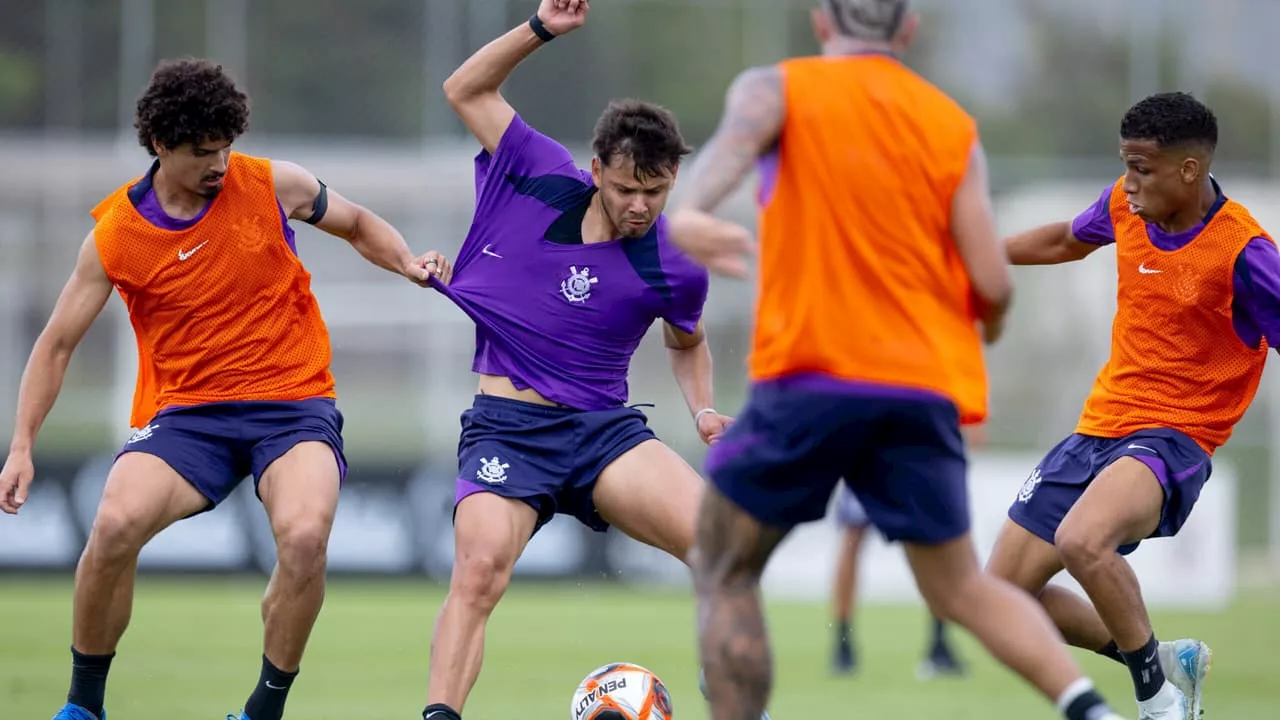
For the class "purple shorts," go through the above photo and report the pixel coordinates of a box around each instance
[118,398,346,512]
[453,395,656,533]
[1008,428,1211,555]
[706,374,970,544]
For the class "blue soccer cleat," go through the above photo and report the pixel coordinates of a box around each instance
[52,703,104,720]
[1159,639,1211,720]
[225,712,249,720]
[698,667,772,720]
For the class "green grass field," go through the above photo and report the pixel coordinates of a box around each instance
[2,577,1276,719]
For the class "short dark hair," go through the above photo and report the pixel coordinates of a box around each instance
[823,0,909,41]
[135,58,250,156]
[592,99,693,180]
[1120,92,1218,152]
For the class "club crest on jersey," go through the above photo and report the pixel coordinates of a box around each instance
[476,456,510,484]
[560,265,599,304]
[1017,467,1042,503]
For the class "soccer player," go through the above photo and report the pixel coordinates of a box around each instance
[415,3,746,720]
[0,58,436,720]
[665,2,1129,719]
[986,91,1275,720]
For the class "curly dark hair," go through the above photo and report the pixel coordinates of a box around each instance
[135,58,250,156]
[592,99,693,180]
[1120,92,1217,152]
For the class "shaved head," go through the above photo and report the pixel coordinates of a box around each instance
[822,0,909,40]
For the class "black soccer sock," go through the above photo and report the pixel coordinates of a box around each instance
[243,654,299,720]
[1119,634,1165,701]
[836,619,851,646]
[1095,639,1126,664]
[1057,678,1114,720]
[67,646,115,719]
[928,615,948,653]
[424,702,462,720]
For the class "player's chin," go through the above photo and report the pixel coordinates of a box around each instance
[621,221,653,238]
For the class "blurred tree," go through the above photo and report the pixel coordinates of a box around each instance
[0,49,41,128]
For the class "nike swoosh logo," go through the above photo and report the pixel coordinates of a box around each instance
[265,681,287,690]
[1138,263,1161,274]
[1127,444,1156,453]
[481,244,503,259]
[1144,648,1158,663]
[178,241,209,261]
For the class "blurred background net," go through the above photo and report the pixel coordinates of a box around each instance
[2,0,1280,581]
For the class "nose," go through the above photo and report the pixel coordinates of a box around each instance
[1121,172,1139,195]
[212,150,230,174]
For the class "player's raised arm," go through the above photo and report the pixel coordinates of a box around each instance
[949,141,1013,343]
[1,231,114,513]
[442,0,589,154]
[271,159,437,286]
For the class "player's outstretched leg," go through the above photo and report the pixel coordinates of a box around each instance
[232,441,341,720]
[422,492,539,720]
[991,518,1209,719]
[906,532,1129,720]
[830,523,866,675]
[591,439,773,720]
[1055,458,1198,720]
[688,487,789,720]
[54,452,210,720]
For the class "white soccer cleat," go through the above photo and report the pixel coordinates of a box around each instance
[1137,682,1189,720]
[1158,639,1211,719]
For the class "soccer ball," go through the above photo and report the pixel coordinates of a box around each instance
[570,662,674,720]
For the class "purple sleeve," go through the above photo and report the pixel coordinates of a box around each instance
[1233,237,1280,347]
[1069,185,1118,247]
[473,113,577,208]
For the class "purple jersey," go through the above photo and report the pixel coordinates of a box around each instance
[431,114,710,411]
[1071,178,1280,348]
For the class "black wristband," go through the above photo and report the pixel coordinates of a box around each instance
[529,13,556,42]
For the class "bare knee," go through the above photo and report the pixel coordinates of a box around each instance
[450,548,516,615]
[85,505,150,565]
[274,514,332,576]
[905,535,987,623]
[1054,523,1112,575]
[919,570,984,623]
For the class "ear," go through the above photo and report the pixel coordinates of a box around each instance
[591,156,602,187]
[1180,156,1201,185]
[893,12,921,53]
[810,7,834,45]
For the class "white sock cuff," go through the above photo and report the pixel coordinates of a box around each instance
[1055,677,1095,713]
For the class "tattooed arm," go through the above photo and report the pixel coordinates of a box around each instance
[667,66,785,277]
[677,65,785,214]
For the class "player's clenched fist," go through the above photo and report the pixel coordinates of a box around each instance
[0,451,35,514]
[537,0,589,37]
